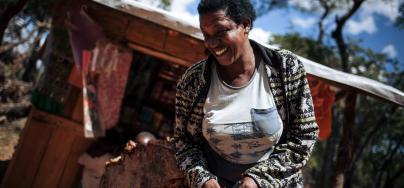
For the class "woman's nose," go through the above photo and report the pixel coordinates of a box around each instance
[205,37,219,49]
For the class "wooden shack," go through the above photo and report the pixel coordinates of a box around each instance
[1,0,403,187]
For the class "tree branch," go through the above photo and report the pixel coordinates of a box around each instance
[382,165,404,188]
[374,135,404,188]
[0,0,30,44]
[331,0,366,72]
[0,20,50,54]
[0,27,37,54]
[350,106,397,168]
[380,136,403,172]
[332,2,365,185]
[317,0,331,43]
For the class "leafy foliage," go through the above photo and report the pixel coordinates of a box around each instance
[250,0,288,16]
[273,33,340,69]
[159,0,172,10]
[273,26,404,188]
[0,0,51,82]
[396,2,404,29]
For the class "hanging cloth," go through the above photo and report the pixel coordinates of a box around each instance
[82,40,132,138]
[308,75,336,140]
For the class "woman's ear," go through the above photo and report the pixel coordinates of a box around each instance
[242,19,252,34]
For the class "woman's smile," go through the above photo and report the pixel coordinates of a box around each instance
[214,47,228,56]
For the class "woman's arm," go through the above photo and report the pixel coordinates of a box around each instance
[174,75,217,188]
[242,55,319,187]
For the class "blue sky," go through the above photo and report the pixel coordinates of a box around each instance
[154,0,404,69]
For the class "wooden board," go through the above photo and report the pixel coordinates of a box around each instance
[71,91,84,123]
[85,1,208,67]
[63,86,82,119]
[30,107,84,135]
[164,30,206,62]
[0,114,53,188]
[125,18,167,52]
[32,127,76,188]
[86,3,130,39]
[58,137,92,188]
[0,108,93,188]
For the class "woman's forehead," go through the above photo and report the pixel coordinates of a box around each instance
[199,10,234,29]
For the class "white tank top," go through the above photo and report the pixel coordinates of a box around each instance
[202,60,283,164]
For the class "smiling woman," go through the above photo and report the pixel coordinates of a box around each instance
[173,0,319,188]
[200,9,255,87]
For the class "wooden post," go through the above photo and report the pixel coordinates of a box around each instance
[333,92,357,188]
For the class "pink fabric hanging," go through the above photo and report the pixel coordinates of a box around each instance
[67,7,132,137]
[82,40,132,137]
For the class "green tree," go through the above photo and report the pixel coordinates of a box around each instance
[273,31,404,188]
[259,1,404,187]
[396,2,404,29]
[0,0,51,82]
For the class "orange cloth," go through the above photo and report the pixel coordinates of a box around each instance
[68,65,83,88]
[307,75,336,140]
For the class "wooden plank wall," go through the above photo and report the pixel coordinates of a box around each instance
[85,1,207,67]
[0,107,92,188]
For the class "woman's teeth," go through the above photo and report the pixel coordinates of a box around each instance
[215,48,227,56]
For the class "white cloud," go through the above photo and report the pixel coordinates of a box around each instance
[249,27,273,44]
[344,0,400,35]
[133,0,199,27]
[289,0,400,22]
[290,17,317,29]
[133,0,161,7]
[361,0,400,22]
[347,16,377,35]
[290,0,401,36]
[289,0,321,12]
[169,0,199,26]
[382,44,397,58]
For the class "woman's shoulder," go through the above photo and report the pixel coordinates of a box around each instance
[275,48,297,59]
[271,48,304,75]
[177,59,207,88]
[253,40,302,73]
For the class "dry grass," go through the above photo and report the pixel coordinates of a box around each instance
[0,118,26,160]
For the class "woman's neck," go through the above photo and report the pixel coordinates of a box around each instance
[217,44,257,87]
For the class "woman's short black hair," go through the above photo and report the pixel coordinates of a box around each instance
[198,0,257,29]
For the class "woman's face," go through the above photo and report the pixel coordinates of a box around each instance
[199,10,250,66]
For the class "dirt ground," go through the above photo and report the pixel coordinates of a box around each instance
[0,78,31,161]
[0,118,26,182]
[0,118,26,161]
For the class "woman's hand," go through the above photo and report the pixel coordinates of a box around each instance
[202,179,221,188]
[237,176,258,188]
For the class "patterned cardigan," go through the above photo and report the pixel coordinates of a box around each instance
[174,40,318,188]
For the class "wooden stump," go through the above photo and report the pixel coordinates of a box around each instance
[101,140,187,188]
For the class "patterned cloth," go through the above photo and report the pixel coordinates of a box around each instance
[174,40,318,188]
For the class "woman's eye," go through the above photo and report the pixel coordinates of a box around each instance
[217,29,229,36]
[202,29,229,40]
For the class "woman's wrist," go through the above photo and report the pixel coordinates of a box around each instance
[238,176,259,188]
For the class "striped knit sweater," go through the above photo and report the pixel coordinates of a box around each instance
[174,40,319,188]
